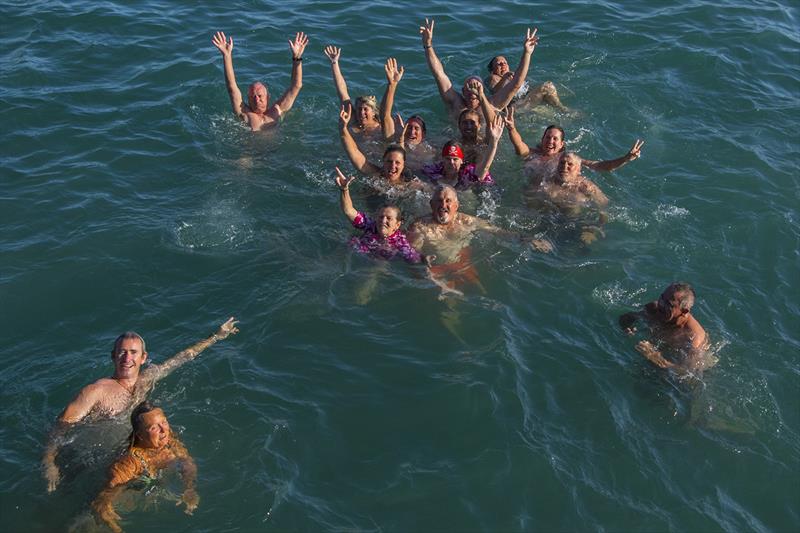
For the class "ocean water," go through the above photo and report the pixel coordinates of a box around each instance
[1,0,798,531]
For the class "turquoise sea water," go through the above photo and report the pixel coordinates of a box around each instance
[1,0,799,531]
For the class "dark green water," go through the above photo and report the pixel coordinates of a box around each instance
[1,1,798,531]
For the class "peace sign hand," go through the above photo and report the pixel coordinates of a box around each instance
[523,27,539,54]
[627,139,645,161]
[419,18,435,48]
[335,166,356,191]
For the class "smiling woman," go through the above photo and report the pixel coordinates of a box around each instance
[91,402,198,533]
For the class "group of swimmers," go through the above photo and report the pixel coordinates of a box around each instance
[41,20,712,531]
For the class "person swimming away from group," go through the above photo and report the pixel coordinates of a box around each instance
[619,282,714,375]
[419,18,540,124]
[485,54,567,111]
[504,107,644,183]
[91,402,197,533]
[339,104,425,193]
[211,31,308,132]
[323,45,383,140]
[379,57,436,170]
[43,318,239,493]
[421,114,505,191]
[527,152,609,245]
[334,167,428,265]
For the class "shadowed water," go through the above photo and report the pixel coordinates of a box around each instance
[1,0,798,531]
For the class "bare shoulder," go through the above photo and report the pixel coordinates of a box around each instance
[687,315,708,347]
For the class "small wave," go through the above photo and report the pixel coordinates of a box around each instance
[592,281,648,308]
[608,206,648,231]
[173,198,255,251]
[654,203,690,222]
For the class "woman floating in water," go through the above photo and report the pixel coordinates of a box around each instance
[339,104,424,192]
[485,54,567,112]
[334,167,425,264]
[92,402,197,533]
[323,45,383,141]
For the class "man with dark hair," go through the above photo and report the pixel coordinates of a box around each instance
[619,283,709,372]
[43,318,239,492]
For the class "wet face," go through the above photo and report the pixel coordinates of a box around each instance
[136,409,171,449]
[558,155,581,183]
[357,103,374,125]
[443,155,463,178]
[405,121,424,144]
[112,338,147,380]
[657,290,689,323]
[541,128,565,156]
[492,56,509,76]
[375,207,402,238]
[248,83,269,113]
[430,188,459,225]
[382,151,405,182]
[459,113,480,142]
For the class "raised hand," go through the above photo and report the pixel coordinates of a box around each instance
[523,27,539,54]
[419,18,435,48]
[465,79,484,98]
[335,167,356,190]
[289,31,309,60]
[384,57,405,84]
[503,106,516,130]
[324,45,341,64]
[215,317,239,340]
[212,31,234,57]
[488,113,505,141]
[339,103,352,127]
[626,139,645,161]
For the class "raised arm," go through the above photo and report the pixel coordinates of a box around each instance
[381,58,404,140]
[272,32,308,115]
[468,79,497,133]
[474,115,504,180]
[212,31,246,119]
[491,27,539,110]
[153,318,239,380]
[335,167,358,223]
[324,45,351,105]
[503,106,531,157]
[339,104,381,175]
[582,139,644,172]
[419,18,461,113]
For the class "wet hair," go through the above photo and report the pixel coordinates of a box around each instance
[538,125,566,152]
[377,204,403,221]
[248,82,268,108]
[487,57,499,72]
[112,331,146,356]
[355,95,379,119]
[406,115,427,137]
[383,144,407,161]
[666,282,696,311]
[128,401,159,447]
[433,183,457,198]
[458,108,482,125]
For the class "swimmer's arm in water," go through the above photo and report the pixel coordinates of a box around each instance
[503,107,531,157]
[270,32,308,118]
[174,440,200,515]
[491,27,538,110]
[339,105,381,175]
[581,139,644,173]
[635,340,675,369]
[334,167,358,223]
[619,310,644,335]
[323,45,351,106]
[212,31,247,120]
[153,318,239,380]
[474,114,505,181]
[419,18,460,113]
[381,58,404,141]
[92,455,143,533]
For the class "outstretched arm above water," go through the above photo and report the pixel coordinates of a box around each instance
[419,18,461,115]
[212,31,247,120]
[323,45,351,106]
[582,139,644,172]
[339,104,381,175]
[381,57,404,141]
[272,32,308,117]
[335,167,359,223]
[153,317,239,380]
[503,106,532,158]
[491,27,539,110]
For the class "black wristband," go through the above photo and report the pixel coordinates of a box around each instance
[293,57,302,62]
[423,45,431,49]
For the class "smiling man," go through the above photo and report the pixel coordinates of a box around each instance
[42,318,239,492]
[619,283,711,373]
